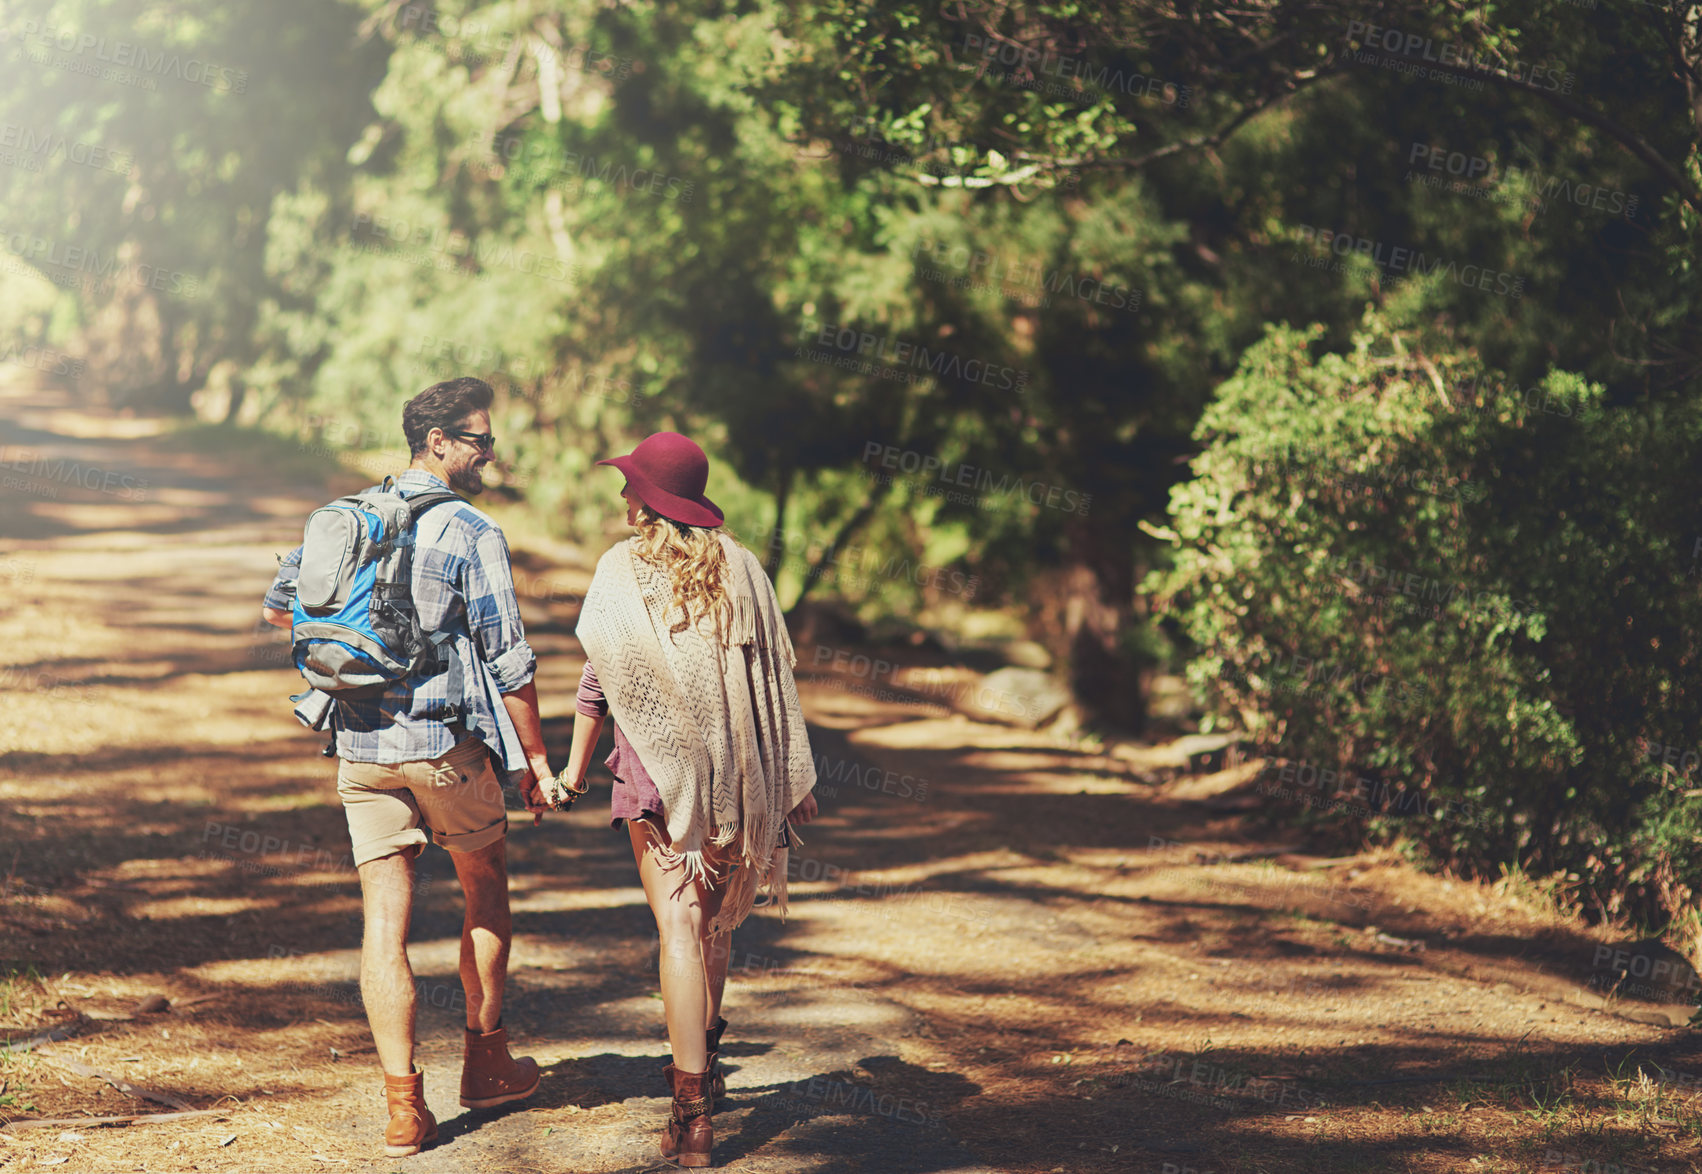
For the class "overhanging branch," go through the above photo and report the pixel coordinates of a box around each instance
[1017,68,1338,175]
[1382,52,1702,212]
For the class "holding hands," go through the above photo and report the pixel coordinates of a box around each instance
[542,767,591,811]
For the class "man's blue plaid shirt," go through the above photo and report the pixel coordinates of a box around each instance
[263,470,536,767]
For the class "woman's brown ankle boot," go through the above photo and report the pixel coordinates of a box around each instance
[705,1016,728,1105]
[660,1063,713,1167]
[382,1067,438,1157]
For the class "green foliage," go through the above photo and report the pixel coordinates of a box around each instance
[9,0,1702,916]
[0,0,385,409]
[1149,309,1702,923]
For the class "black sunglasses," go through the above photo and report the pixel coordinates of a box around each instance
[444,429,497,452]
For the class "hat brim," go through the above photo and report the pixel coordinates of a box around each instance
[598,455,725,528]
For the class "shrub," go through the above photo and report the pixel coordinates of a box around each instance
[1148,310,1702,927]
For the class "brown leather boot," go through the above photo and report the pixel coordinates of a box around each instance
[383,1067,438,1157]
[459,1024,541,1108]
[705,1016,728,1105]
[660,1063,713,1168]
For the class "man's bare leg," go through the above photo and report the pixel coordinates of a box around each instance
[448,837,511,1033]
[358,851,417,1077]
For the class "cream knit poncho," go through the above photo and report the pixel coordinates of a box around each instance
[576,532,817,934]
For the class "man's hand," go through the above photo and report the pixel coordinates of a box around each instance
[499,682,553,825]
[517,756,553,825]
[261,606,292,629]
[787,793,818,825]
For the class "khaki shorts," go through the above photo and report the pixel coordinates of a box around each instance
[337,737,508,867]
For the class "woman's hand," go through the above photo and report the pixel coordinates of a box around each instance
[542,768,590,810]
[786,793,818,825]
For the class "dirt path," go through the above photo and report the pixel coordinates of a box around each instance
[1,379,1700,1174]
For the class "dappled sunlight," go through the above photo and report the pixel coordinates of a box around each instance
[130,895,274,920]
[0,385,1691,1174]
[508,885,651,914]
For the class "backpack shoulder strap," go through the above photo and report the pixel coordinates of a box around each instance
[401,490,464,520]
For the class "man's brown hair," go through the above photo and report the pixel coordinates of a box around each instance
[403,377,495,456]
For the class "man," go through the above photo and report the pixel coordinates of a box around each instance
[261,377,553,1157]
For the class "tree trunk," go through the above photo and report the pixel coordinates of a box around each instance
[222,374,248,425]
[1056,517,1147,731]
[763,461,793,581]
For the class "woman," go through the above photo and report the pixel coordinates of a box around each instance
[544,431,818,1168]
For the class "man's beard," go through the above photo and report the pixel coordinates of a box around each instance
[449,461,485,496]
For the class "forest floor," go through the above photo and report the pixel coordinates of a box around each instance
[2,377,1701,1174]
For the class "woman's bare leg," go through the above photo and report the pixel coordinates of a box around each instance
[704,931,731,1027]
[629,820,711,1072]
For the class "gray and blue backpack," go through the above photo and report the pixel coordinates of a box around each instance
[290,477,463,701]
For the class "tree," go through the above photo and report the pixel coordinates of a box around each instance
[0,0,386,411]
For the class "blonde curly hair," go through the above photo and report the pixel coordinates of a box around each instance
[632,504,738,634]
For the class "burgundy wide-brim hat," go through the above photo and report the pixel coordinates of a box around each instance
[597,431,725,528]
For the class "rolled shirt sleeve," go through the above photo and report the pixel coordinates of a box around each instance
[264,546,303,612]
[576,661,609,718]
[462,527,536,694]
